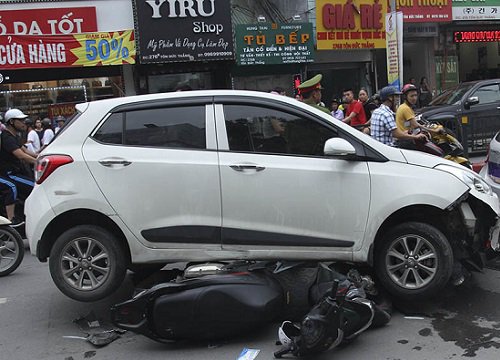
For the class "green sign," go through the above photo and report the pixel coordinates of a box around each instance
[452,0,500,20]
[235,23,314,66]
[435,56,459,92]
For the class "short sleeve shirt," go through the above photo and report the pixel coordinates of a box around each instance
[395,102,415,132]
[346,100,367,126]
[370,104,397,146]
[0,130,23,174]
[42,128,55,146]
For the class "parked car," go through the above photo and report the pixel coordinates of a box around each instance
[418,79,500,155]
[480,131,500,198]
[26,90,500,302]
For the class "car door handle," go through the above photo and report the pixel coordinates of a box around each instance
[98,159,132,167]
[229,164,265,172]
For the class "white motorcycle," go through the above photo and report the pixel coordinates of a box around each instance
[0,216,24,276]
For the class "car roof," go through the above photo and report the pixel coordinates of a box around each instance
[77,89,300,111]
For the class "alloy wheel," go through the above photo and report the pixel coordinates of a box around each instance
[60,237,110,291]
[385,234,438,289]
[0,231,20,273]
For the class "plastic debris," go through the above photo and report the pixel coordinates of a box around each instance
[70,311,126,347]
[404,316,425,320]
[237,348,260,360]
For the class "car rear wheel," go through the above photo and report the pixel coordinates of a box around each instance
[49,225,127,302]
[375,222,453,301]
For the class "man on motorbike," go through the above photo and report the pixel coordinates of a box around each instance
[0,109,37,226]
[370,86,427,147]
[396,84,442,147]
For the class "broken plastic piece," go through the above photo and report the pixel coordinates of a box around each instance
[237,348,260,360]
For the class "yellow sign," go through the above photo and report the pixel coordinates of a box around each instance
[316,0,388,50]
[72,30,136,67]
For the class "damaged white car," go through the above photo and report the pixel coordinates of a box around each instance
[25,90,500,301]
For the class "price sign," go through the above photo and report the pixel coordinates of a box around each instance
[0,30,136,69]
[73,31,136,66]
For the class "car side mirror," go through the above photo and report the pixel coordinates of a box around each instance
[464,96,479,109]
[324,138,356,157]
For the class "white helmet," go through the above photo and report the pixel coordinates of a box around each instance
[278,321,300,347]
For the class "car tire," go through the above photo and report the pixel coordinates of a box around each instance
[0,225,24,277]
[375,222,453,301]
[49,225,127,302]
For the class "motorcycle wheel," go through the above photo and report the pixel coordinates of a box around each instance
[374,222,453,301]
[0,225,24,277]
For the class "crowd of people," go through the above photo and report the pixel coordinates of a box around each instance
[0,109,66,226]
[286,74,435,147]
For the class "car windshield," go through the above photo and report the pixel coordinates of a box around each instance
[429,83,474,106]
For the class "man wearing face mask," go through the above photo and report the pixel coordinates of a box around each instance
[370,86,427,147]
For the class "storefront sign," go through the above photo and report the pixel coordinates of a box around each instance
[403,23,438,37]
[386,12,404,90]
[435,55,459,91]
[0,7,97,35]
[133,0,234,63]
[0,30,136,69]
[48,102,77,118]
[452,0,500,20]
[235,23,314,66]
[453,30,500,42]
[395,0,452,22]
[316,0,388,50]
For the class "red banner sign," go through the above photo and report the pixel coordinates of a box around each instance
[0,31,136,69]
[395,0,452,23]
[48,102,78,118]
[0,7,97,35]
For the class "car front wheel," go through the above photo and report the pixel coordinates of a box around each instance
[49,225,127,302]
[375,222,453,301]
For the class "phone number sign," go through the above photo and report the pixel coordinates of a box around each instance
[0,30,136,69]
[235,23,314,66]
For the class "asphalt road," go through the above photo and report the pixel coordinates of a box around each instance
[2,251,500,360]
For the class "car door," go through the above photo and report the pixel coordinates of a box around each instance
[82,101,222,250]
[463,82,500,153]
[215,100,371,257]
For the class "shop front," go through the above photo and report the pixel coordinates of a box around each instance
[446,0,500,84]
[231,22,314,95]
[311,0,389,101]
[132,0,234,93]
[0,0,135,120]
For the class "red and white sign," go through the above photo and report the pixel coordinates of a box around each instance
[0,7,97,35]
[395,0,452,23]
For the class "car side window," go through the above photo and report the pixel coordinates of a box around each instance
[223,104,337,156]
[93,106,206,149]
[473,84,500,105]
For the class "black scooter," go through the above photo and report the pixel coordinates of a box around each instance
[110,261,390,347]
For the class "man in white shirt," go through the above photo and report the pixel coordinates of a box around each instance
[41,118,55,149]
[25,118,41,154]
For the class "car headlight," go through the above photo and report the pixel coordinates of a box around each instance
[436,164,493,196]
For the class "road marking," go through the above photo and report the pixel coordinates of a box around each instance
[0,298,7,304]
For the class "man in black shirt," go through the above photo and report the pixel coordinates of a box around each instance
[0,109,37,226]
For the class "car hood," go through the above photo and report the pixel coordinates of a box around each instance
[399,148,453,168]
[417,103,459,119]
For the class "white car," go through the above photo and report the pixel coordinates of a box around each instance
[480,131,500,198]
[26,90,500,302]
